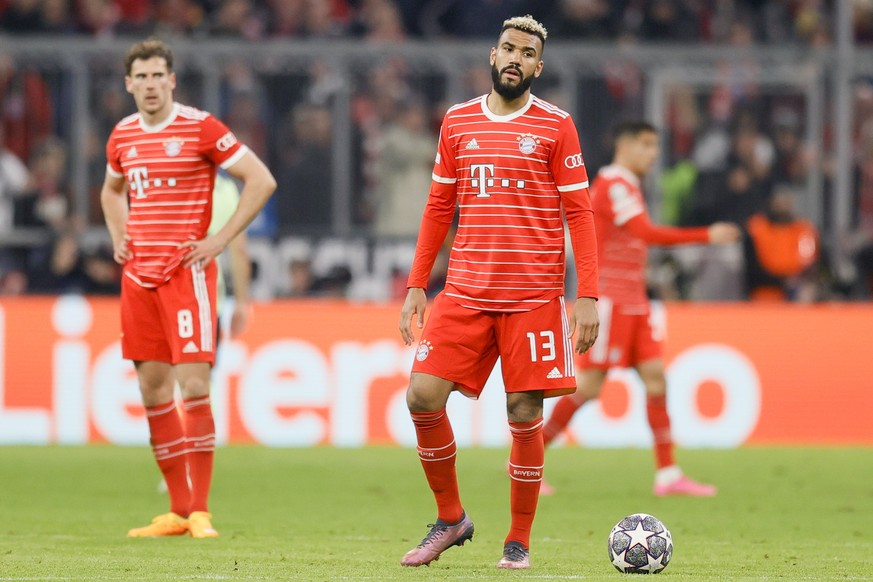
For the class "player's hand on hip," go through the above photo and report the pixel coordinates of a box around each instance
[400,287,427,346]
[113,234,132,264]
[571,297,599,354]
[708,222,742,244]
[180,236,224,269]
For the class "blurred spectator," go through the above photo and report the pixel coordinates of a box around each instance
[691,122,773,226]
[309,264,352,297]
[743,184,820,301]
[545,0,616,40]
[77,0,121,37]
[40,0,80,35]
[208,0,263,39]
[415,0,530,38]
[371,99,435,237]
[25,227,120,295]
[639,0,701,42]
[151,0,205,37]
[770,107,810,187]
[284,257,316,297]
[14,136,70,231]
[281,257,351,298]
[350,0,406,42]
[275,102,333,232]
[0,0,42,34]
[0,122,30,230]
[0,55,54,163]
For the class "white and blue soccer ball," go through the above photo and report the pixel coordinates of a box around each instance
[607,513,673,574]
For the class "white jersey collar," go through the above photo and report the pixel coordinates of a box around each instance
[480,93,534,122]
[139,102,180,133]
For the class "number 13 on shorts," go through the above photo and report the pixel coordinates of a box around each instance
[526,331,556,362]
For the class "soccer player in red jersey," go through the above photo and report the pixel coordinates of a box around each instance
[540,120,740,497]
[398,15,599,570]
[101,40,276,538]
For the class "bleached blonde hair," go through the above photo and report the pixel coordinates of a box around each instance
[501,15,548,47]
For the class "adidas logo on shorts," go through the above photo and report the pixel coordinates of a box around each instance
[182,341,200,354]
[546,367,563,379]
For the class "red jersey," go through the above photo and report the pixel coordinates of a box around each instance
[591,164,709,307]
[407,94,598,312]
[106,102,247,288]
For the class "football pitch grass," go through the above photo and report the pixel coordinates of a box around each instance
[0,446,871,581]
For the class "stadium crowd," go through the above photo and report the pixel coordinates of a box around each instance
[2,0,873,301]
[0,0,848,45]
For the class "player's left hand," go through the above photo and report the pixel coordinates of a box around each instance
[180,236,226,269]
[229,302,251,339]
[570,297,599,354]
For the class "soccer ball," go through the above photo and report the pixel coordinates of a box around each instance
[607,513,673,574]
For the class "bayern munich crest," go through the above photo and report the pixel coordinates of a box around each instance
[416,340,434,362]
[163,137,185,157]
[517,133,539,154]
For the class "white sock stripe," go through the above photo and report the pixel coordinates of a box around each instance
[154,447,193,461]
[412,412,446,423]
[418,451,457,462]
[186,433,216,443]
[146,402,178,417]
[509,419,544,433]
[152,436,187,449]
[154,446,214,461]
[183,397,211,409]
[417,440,456,452]
[508,462,545,470]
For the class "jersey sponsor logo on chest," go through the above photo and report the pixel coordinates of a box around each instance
[469,164,525,198]
[127,166,179,199]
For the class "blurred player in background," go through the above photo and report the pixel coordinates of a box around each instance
[398,15,599,570]
[210,172,252,338]
[540,120,740,497]
[101,39,275,538]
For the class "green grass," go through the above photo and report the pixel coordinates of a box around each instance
[0,446,871,581]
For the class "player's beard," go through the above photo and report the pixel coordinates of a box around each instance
[491,63,534,101]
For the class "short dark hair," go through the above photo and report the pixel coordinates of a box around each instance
[500,15,548,51]
[124,39,174,76]
[613,120,658,141]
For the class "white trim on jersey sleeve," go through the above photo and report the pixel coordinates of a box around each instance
[556,180,589,192]
[432,173,457,184]
[106,163,123,178]
[219,145,250,170]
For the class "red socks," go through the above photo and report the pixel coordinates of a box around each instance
[410,409,463,524]
[506,418,544,549]
[183,396,216,514]
[646,395,675,469]
[542,395,585,446]
[146,401,190,516]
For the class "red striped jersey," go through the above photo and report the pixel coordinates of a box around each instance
[106,102,247,288]
[591,164,708,307]
[407,93,598,311]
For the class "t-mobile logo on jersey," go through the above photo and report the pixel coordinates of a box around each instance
[470,164,525,198]
[127,166,178,199]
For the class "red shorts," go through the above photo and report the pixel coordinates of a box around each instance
[576,297,664,370]
[411,293,576,399]
[120,261,218,365]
